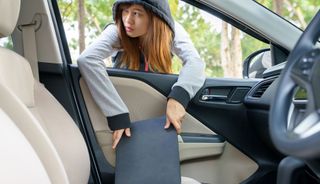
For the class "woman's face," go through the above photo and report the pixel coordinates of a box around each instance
[121,4,150,38]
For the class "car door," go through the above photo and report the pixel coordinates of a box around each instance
[10,0,289,183]
[62,1,280,183]
[71,67,264,183]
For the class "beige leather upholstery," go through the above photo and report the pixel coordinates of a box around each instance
[0,109,51,184]
[0,80,69,183]
[0,0,21,38]
[0,49,91,183]
[0,50,91,184]
[0,0,90,183]
[0,48,35,107]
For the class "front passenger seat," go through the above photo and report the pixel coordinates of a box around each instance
[0,0,90,183]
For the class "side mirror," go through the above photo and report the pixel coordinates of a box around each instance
[243,49,271,79]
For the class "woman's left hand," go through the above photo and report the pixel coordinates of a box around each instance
[165,98,186,134]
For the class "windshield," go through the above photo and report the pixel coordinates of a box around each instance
[255,0,319,30]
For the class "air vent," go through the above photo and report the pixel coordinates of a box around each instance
[252,80,274,98]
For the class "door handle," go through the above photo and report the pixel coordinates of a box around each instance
[201,94,228,101]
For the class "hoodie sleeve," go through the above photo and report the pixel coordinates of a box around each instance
[169,21,206,109]
[77,24,131,130]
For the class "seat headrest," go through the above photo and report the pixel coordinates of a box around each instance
[0,48,35,107]
[0,0,21,38]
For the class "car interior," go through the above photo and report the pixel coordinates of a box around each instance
[0,0,319,183]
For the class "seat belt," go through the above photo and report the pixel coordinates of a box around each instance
[20,13,42,81]
[21,24,39,80]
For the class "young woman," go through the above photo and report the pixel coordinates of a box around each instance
[77,0,205,149]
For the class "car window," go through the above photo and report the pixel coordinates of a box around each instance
[171,1,269,78]
[255,0,319,30]
[58,0,268,78]
[0,37,13,50]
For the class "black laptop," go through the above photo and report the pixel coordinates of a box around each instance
[115,116,181,184]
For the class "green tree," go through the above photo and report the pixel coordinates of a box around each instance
[0,37,13,50]
[59,0,318,77]
[170,2,222,76]
[257,0,319,29]
[58,0,115,60]
[78,0,85,53]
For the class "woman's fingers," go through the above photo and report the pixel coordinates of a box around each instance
[171,120,182,134]
[125,128,131,137]
[166,98,186,134]
[112,128,131,149]
[166,111,182,133]
[166,118,181,134]
[112,129,124,149]
[164,118,171,129]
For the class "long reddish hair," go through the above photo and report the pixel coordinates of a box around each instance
[115,4,173,73]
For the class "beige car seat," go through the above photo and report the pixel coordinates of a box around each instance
[0,108,51,183]
[0,0,90,183]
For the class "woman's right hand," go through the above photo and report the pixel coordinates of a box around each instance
[112,128,131,149]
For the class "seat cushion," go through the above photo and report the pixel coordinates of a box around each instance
[0,82,68,183]
[0,109,51,184]
[32,80,91,184]
[0,47,90,183]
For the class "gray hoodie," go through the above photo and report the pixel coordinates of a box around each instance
[77,1,205,131]
[113,0,175,34]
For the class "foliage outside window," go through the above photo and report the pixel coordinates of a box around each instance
[0,37,13,50]
[58,0,269,78]
[255,0,319,30]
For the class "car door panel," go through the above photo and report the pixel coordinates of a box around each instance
[69,65,261,184]
[78,75,221,163]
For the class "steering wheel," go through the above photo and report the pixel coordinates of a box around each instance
[269,10,320,159]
